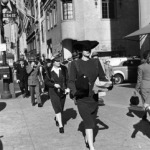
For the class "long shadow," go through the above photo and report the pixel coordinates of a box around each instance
[41,93,50,105]
[78,118,109,143]
[63,108,77,125]
[126,105,145,118]
[131,119,150,138]
[0,102,6,112]
[0,136,3,150]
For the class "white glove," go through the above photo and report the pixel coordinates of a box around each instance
[65,88,70,94]
[54,84,61,89]
[16,80,20,83]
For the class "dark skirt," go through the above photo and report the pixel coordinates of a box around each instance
[77,96,98,129]
[49,88,66,114]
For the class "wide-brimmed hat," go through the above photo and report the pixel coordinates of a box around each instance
[73,40,99,51]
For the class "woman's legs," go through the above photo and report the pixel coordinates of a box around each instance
[85,129,95,150]
[55,112,63,128]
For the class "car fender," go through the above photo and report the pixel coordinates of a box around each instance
[113,70,125,80]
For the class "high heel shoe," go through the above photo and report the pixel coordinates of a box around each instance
[59,127,64,133]
[54,117,59,126]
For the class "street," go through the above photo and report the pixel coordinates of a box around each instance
[0,83,150,150]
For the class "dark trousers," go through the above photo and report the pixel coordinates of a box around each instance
[19,79,28,95]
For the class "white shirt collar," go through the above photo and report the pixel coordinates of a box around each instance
[51,66,61,76]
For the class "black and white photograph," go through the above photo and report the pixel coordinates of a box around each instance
[0,0,150,150]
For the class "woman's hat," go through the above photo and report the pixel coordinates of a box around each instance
[73,40,99,51]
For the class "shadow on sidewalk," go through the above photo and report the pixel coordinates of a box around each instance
[0,102,6,112]
[126,106,145,118]
[63,108,77,125]
[78,119,109,143]
[41,94,49,106]
[0,136,3,150]
[131,120,150,139]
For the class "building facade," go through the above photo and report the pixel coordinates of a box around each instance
[42,0,139,59]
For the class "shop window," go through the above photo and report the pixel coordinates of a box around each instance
[102,0,116,19]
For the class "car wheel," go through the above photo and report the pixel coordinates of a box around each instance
[114,74,123,84]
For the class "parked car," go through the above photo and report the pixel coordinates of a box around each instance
[112,58,141,84]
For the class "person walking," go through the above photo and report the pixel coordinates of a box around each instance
[16,58,29,98]
[135,50,150,120]
[104,60,114,81]
[68,41,108,150]
[44,54,70,134]
[26,58,43,107]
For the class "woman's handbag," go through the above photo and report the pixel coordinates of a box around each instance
[92,77,112,94]
[130,91,139,106]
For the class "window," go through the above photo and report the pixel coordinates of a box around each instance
[102,0,115,19]
[49,11,53,28]
[53,4,57,26]
[41,22,44,42]
[47,13,50,30]
[40,2,43,17]
[62,0,73,20]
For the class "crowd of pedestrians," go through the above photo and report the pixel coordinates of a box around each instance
[12,42,115,150]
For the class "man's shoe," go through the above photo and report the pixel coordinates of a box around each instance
[38,103,43,107]
[59,127,64,133]
[32,102,36,106]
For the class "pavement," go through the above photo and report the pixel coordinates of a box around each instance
[0,83,150,150]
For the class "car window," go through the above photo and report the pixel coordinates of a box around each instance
[122,60,141,66]
[122,60,130,66]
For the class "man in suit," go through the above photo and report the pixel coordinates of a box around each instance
[26,58,42,107]
[16,58,29,98]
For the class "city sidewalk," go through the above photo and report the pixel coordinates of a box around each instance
[0,84,150,150]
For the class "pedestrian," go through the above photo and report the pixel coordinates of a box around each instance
[68,41,108,150]
[104,60,114,81]
[135,50,150,120]
[42,59,52,93]
[44,54,70,134]
[16,58,29,98]
[26,57,43,107]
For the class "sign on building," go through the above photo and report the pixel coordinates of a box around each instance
[0,44,7,52]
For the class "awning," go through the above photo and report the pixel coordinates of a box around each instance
[124,24,150,39]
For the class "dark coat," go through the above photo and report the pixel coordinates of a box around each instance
[44,65,69,93]
[16,64,28,81]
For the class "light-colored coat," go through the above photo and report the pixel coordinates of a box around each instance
[136,63,150,90]
[26,65,41,86]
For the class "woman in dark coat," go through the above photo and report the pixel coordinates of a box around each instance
[45,55,70,133]
[68,42,107,150]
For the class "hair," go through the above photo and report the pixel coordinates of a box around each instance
[143,50,150,59]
